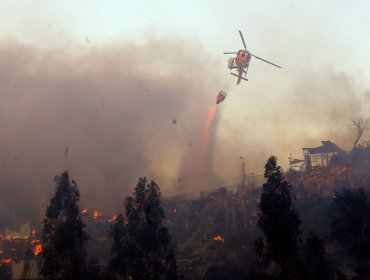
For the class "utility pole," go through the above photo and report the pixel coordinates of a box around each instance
[239,156,247,230]
[240,156,245,187]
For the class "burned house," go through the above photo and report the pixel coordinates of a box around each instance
[290,140,345,171]
[303,140,345,169]
[163,185,260,243]
[0,224,43,280]
[162,184,262,279]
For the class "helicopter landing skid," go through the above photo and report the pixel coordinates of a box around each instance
[230,72,248,81]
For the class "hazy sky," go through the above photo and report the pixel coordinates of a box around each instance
[1,0,370,222]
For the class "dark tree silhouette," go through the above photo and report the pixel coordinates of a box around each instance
[109,214,128,279]
[302,231,330,280]
[0,264,10,280]
[330,187,370,277]
[256,156,301,278]
[86,257,103,280]
[41,171,88,280]
[109,177,177,280]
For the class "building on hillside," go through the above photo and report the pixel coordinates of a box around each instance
[289,140,345,171]
[303,140,345,169]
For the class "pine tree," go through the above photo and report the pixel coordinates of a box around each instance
[41,171,88,280]
[109,177,177,280]
[109,214,128,279]
[256,156,301,277]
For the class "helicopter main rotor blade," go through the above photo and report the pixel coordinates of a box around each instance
[223,52,238,54]
[239,30,247,51]
[251,54,282,68]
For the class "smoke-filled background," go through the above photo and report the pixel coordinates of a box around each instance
[0,0,370,224]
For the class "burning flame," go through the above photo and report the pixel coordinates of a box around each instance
[107,214,118,223]
[0,229,44,263]
[93,210,102,219]
[33,244,42,256]
[213,235,225,242]
[81,208,88,214]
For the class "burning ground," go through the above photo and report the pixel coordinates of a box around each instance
[0,141,369,279]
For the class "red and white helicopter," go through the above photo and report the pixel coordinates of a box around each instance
[224,31,281,85]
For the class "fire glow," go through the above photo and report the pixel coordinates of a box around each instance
[0,230,43,263]
[33,244,42,256]
[213,235,225,242]
[107,214,118,223]
[93,210,103,219]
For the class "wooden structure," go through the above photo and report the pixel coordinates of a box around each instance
[303,140,344,169]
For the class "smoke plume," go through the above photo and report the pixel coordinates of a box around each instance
[0,36,369,225]
[0,38,222,224]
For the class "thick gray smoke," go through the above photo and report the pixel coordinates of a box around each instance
[214,71,370,181]
[0,36,369,225]
[0,38,223,224]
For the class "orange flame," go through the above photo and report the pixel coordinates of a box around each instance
[93,210,102,219]
[81,208,88,214]
[108,214,118,223]
[33,244,42,256]
[213,235,224,242]
[31,229,36,236]
[2,258,12,263]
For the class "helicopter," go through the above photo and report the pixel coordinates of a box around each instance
[224,30,281,85]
